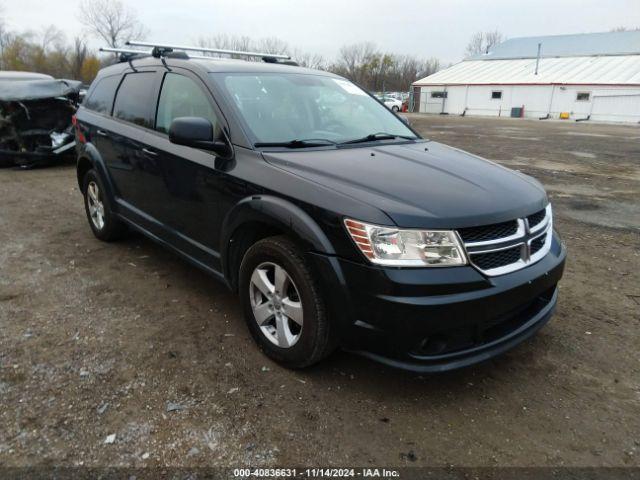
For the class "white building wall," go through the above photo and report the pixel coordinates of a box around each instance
[442,86,467,114]
[509,86,554,118]
[419,84,640,123]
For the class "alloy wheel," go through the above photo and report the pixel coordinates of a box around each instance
[249,261,304,348]
[87,181,105,230]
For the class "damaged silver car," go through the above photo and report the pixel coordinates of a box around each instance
[0,71,82,168]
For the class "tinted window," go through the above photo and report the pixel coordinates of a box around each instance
[113,72,156,128]
[431,91,447,98]
[491,91,502,99]
[156,73,220,135]
[84,75,120,114]
[576,92,590,101]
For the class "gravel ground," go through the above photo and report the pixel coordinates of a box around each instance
[0,115,638,470]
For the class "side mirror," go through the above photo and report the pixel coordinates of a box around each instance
[168,117,231,157]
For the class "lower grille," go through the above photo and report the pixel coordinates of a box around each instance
[470,246,521,270]
[410,286,557,357]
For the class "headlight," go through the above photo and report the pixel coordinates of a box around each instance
[344,219,467,267]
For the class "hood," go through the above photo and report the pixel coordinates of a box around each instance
[263,141,548,228]
[0,78,81,102]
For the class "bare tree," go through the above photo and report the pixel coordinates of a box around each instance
[330,43,438,91]
[294,50,327,70]
[465,32,484,57]
[333,42,379,85]
[258,37,289,55]
[70,36,89,80]
[40,25,65,52]
[0,7,7,68]
[391,55,441,90]
[78,0,147,48]
[198,34,253,53]
[198,34,291,60]
[0,2,15,69]
[465,30,504,57]
[196,36,438,90]
[198,34,257,59]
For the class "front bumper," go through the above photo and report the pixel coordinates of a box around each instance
[309,231,566,372]
[0,141,76,168]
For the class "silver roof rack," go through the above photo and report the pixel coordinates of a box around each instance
[99,46,213,61]
[126,40,291,60]
[100,47,150,56]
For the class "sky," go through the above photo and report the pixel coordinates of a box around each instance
[2,0,640,63]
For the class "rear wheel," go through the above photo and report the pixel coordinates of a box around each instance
[82,169,126,241]
[392,105,400,112]
[239,235,335,368]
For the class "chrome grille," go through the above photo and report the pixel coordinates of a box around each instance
[530,234,546,255]
[471,245,522,271]
[527,209,546,229]
[458,220,519,243]
[459,204,553,276]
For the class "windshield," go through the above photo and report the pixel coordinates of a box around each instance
[214,73,418,146]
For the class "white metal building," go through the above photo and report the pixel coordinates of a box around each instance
[412,31,640,123]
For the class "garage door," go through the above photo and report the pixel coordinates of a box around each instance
[591,94,640,123]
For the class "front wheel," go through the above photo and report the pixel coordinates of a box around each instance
[239,236,336,368]
[392,105,400,112]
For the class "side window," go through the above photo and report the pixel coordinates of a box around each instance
[155,73,220,136]
[84,75,120,114]
[113,72,156,128]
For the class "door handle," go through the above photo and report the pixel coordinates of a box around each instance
[96,129,109,137]
[141,147,158,156]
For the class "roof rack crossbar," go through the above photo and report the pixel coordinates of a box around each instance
[126,40,291,60]
[99,46,220,61]
[100,47,151,56]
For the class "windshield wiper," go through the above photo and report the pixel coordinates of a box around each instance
[340,132,416,145]
[254,138,337,148]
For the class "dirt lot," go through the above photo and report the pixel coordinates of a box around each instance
[0,115,639,470]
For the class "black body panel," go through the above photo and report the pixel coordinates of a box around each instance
[74,55,566,372]
[263,141,547,229]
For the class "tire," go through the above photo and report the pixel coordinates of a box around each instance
[82,169,126,242]
[239,235,336,368]
[392,105,400,112]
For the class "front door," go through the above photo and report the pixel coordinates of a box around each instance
[138,70,227,269]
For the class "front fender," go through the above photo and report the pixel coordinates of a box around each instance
[220,194,338,286]
[220,195,336,266]
[220,195,354,335]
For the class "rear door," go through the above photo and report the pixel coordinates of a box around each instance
[108,69,162,215]
[78,74,121,183]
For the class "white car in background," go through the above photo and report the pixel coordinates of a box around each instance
[380,95,403,112]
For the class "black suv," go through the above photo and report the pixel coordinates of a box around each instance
[74,52,566,372]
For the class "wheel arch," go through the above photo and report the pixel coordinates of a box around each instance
[220,195,336,292]
[76,144,116,202]
[76,156,93,191]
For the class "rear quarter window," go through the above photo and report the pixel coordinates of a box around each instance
[112,72,157,128]
[83,75,121,114]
